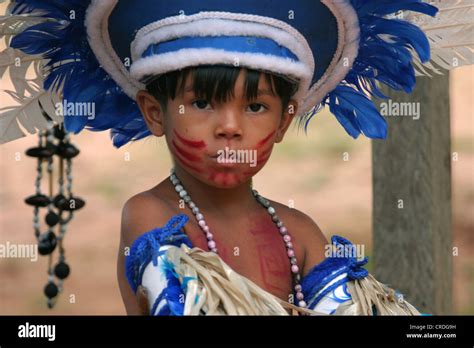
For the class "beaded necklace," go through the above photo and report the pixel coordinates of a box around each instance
[169,168,307,309]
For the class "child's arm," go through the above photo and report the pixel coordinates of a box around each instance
[117,193,174,315]
[286,209,328,277]
[301,220,328,277]
[117,233,143,315]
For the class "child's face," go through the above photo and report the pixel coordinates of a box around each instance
[138,69,297,188]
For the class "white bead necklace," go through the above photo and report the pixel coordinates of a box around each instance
[169,168,307,309]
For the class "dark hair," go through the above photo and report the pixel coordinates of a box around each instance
[145,65,298,115]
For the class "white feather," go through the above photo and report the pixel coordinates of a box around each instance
[0,90,62,144]
[404,0,474,75]
[0,4,63,145]
[0,14,50,37]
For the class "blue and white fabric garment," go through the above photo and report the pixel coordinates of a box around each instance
[300,235,370,314]
[125,213,373,316]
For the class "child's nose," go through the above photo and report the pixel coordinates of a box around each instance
[214,110,243,140]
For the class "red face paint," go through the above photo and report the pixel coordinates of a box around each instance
[256,147,272,164]
[173,129,206,148]
[172,139,201,162]
[256,130,276,148]
[174,152,204,174]
[172,129,207,174]
[207,171,244,187]
[253,129,275,165]
[170,128,276,187]
[242,129,276,175]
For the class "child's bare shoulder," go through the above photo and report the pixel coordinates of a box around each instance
[267,200,326,241]
[120,188,177,247]
[267,199,328,273]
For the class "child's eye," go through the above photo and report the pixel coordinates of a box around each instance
[192,99,212,110]
[191,100,267,113]
[247,103,267,113]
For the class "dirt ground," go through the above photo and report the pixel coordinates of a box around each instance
[0,45,472,315]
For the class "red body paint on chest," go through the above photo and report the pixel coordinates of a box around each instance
[249,216,291,293]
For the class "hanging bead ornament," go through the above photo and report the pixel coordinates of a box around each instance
[24,122,84,308]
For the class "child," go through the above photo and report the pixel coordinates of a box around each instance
[1,0,438,315]
[118,65,329,314]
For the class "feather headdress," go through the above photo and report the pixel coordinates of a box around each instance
[0,0,464,148]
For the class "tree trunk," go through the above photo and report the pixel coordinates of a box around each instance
[372,74,453,314]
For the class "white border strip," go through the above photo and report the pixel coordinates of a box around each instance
[85,1,360,119]
[131,18,311,67]
[129,15,315,108]
[86,0,143,98]
[299,0,360,115]
[130,48,312,102]
[308,271,349,308]
[133,11,315,69]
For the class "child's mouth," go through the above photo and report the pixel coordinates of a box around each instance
[208,154,240,168]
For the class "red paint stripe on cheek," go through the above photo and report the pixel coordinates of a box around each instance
[172,139,202,162]
[256,130,276,148]
[257,154,271,165]
[174,152,204,173]
[257,146,272,160]
[173,129,206,149]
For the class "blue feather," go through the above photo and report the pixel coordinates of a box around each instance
[369,17,431,62]
[328,85,388,139]
[9,0,149,147]
[301,0,437,139]
[10,21,67,55]
[353,0,438,17]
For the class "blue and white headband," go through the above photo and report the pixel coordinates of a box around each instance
[3,0,438,147]
[86,0,359,114]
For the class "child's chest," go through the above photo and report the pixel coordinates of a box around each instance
[182,211,304,303]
